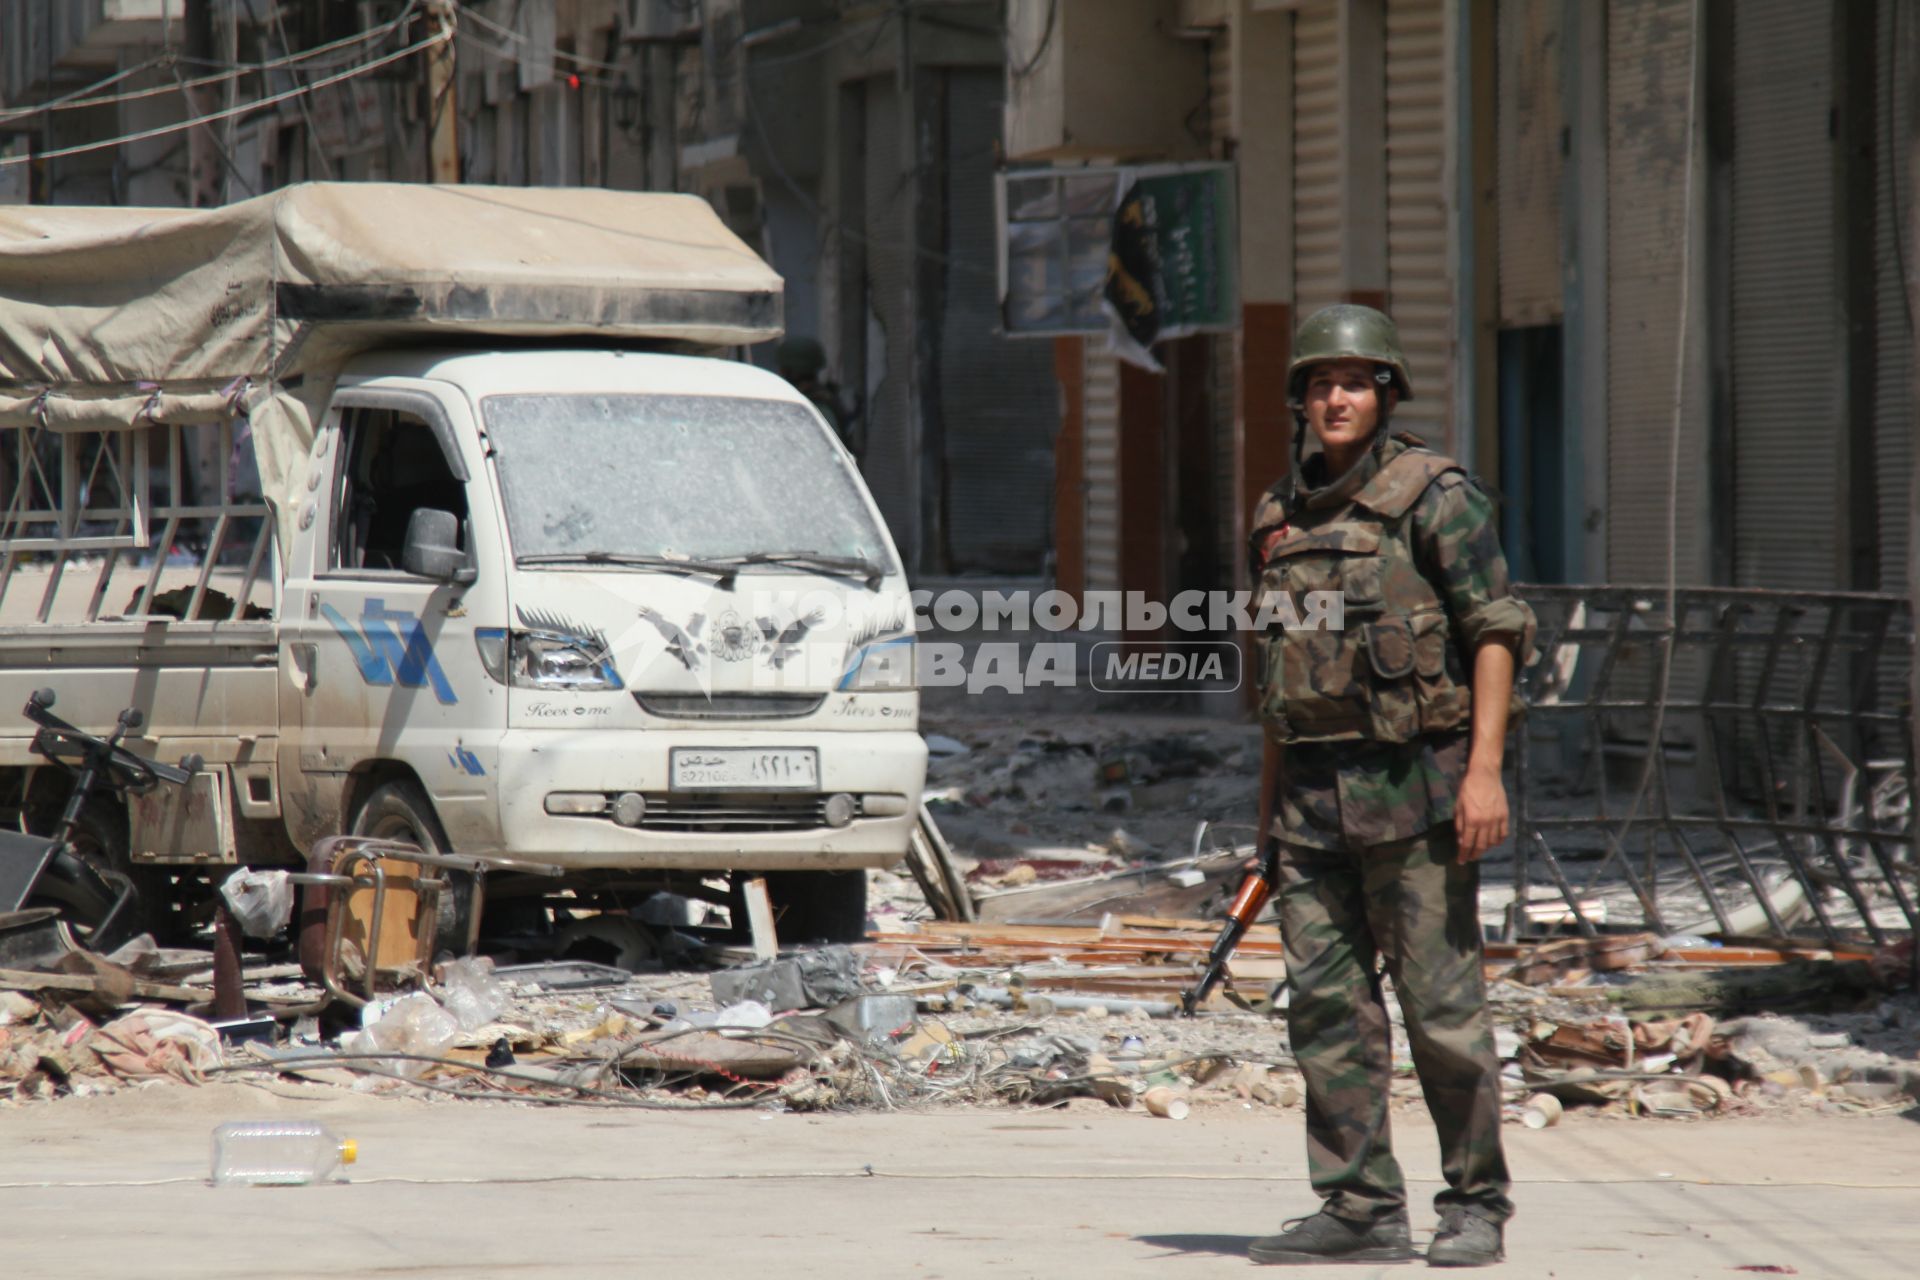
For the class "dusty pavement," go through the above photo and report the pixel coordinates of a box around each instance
[3,1082,1915,1280]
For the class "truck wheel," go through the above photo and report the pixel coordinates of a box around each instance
[26,801,150,941]
[348,780,475,959]
[759,869,869,944]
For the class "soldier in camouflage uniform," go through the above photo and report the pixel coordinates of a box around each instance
[1244,305,1535,1268]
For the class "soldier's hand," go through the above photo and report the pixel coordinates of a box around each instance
[1454,767,1509,863]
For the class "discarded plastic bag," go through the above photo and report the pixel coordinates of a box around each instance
[436,956,508,1032]
[220,869,295,939]
[345,993,459,1079]
[713,1000,774,1028]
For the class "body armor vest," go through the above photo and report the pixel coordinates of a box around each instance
[1249,440,1474,745]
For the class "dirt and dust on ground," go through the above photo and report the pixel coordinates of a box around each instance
[2,709,1916,1138]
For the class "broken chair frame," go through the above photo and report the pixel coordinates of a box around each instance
[291,836,563,1008]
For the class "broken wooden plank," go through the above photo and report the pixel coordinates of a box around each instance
[0,966,210,1003]
[741,876,778,962]
[903,920,1289,954]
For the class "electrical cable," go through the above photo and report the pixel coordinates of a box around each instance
[456,28,620,90]
[167,60,258,200]
[746,17,896,73]
[1009,0,1058,80]
[208,1050,771,1110]
[257,0,335,180]
[0,22,452,171]
[739,72,995,279]
[0,54,173,124]
[2,1166,1916,1190]
[1595,0,1701,908]
[461,4,626,72]
[0,4,419,123]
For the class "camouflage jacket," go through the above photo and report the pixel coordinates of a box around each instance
[1250,432,1535,850]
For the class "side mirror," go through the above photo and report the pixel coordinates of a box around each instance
[402,509,476,585]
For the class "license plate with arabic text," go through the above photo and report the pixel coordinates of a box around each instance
[669,748,820,791]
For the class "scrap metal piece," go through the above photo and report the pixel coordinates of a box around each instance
[0,908,75,972]
[0,831,57,914]
[1513,585,1916,946]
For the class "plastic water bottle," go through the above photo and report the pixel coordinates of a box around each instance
[210,1121,357,1186]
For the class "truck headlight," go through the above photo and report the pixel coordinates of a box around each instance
[837,634,916,691]
[475,628,623,690]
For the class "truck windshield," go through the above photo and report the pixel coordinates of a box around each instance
[482,393,896,573]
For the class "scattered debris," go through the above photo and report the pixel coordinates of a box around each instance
[0,711,1909,1126]
[710,945,864,1009]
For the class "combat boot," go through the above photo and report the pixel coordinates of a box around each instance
[1249,1208,1415,1265]
[1427,1207,1504,1267]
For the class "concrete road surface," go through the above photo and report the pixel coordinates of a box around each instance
[2,1083,1914,1279]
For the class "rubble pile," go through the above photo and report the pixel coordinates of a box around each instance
[909,715,1264,922]
[1,716,1913,1124]
[4,913,1914,1125]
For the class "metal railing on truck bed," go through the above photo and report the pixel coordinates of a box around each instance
[0,406,274,628]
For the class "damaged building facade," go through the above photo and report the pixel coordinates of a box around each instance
[0,0,1063,579]
[2,1,1917,670]
[1005,0,1916,622]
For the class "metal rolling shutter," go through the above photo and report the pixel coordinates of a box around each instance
[1385,0,1452,446]
[939,70,1058,573]
[1496,0,1564,327]
[1874,3,1914,600]
[1726,3,1845,794]
[1606,0,1702,585]
[1731,1,1841,591]
[1083,351,1122,596]
[862,79,917,565]
[1292,2,1342,320]
[1210,27,1239,591]
[1870,2,1913,759]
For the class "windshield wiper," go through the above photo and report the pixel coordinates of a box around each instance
[517,551,740,583]
[720,551,889,590]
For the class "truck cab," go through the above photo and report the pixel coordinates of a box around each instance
[279,347,925,936]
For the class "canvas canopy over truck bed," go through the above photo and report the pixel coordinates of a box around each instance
[0,182,783,562]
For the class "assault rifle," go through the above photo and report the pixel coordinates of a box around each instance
[1180,835,1280,1016]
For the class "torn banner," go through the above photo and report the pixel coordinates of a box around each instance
[1103,168,1237,371]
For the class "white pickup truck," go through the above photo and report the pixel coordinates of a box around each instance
[0,183,924,946]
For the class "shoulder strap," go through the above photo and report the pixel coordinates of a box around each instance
[1246,478,1293,578]
[1353,446,1465,519]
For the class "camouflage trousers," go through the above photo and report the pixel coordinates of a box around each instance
[1276,824,1513,1224]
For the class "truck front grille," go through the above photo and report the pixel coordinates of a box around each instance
[632,692,826,720]
[636,791,850,833]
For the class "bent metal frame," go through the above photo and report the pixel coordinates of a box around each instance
[1511,585,1916,947]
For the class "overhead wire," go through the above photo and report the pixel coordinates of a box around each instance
[1595,0,1701,906]
[0,54,174,124]
[0,3,420,123]
[1009,0,1059,79]
[255,0,336,180]
[167,59,258,199]
[460,4,626,72]
[456,28,621,90]
[739,56,995,279]
[745,18,895,73]
[0,20,453,171]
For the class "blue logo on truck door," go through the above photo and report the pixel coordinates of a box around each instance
[320,600,458,705]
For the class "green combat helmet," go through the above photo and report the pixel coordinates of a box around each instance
[1286,304,1414,402]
